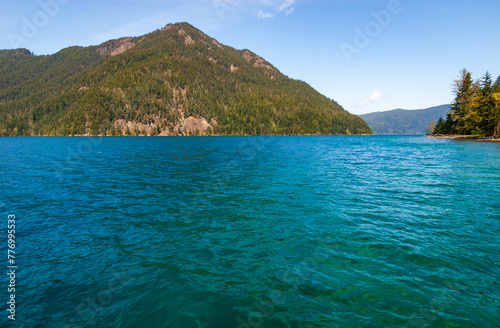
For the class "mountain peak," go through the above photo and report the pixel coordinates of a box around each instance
[0,22,371,136]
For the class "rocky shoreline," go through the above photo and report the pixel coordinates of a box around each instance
[428,135,500,142]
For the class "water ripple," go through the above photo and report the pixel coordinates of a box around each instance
[0,136,499,327]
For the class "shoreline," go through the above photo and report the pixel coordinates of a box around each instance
[427,135,500,142]
[0,133,375,138]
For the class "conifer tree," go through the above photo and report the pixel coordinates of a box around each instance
[492,75,500,135]
[477,72,495,135]
[451,69,479,135]
[435,70,500,136]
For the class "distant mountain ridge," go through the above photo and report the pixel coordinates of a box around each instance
[360,105,450,135]
[0,22,371,136]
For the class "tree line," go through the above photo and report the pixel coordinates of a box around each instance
[434,69,500,136]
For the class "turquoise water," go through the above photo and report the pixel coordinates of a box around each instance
[1,135,499,327]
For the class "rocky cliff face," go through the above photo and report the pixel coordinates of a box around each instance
[111,116,213,136]
[97,37,137,57]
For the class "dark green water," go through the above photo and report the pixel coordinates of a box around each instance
[1,135,499,327]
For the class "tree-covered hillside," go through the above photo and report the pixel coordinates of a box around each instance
[0,22,371,136]
[360,105,450,135]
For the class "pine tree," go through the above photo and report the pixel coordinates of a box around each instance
[451,69,479,135]
[476,72,495,135]
[433,117,445,134]
[492,75,500,135]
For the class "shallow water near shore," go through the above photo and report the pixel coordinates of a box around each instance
[1,135,499,327]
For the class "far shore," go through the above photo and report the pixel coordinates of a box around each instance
[427,134,500,142]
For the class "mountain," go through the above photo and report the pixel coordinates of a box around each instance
[0,22,371,136]
[360,105,450,135]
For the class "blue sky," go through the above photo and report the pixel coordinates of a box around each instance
[1,0,499,115]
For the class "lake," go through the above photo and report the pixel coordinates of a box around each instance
[1,135,499,327]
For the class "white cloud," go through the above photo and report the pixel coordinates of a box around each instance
[257,10,274,19]
[256,0,295,19]
[357,90,384,107]
[277,0,295,12]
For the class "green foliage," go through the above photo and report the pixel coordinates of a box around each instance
[434,69,500,136]
[0,22,372,136]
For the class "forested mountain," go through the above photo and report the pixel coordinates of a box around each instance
[360,105,450,134]
[0,22,371,136]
